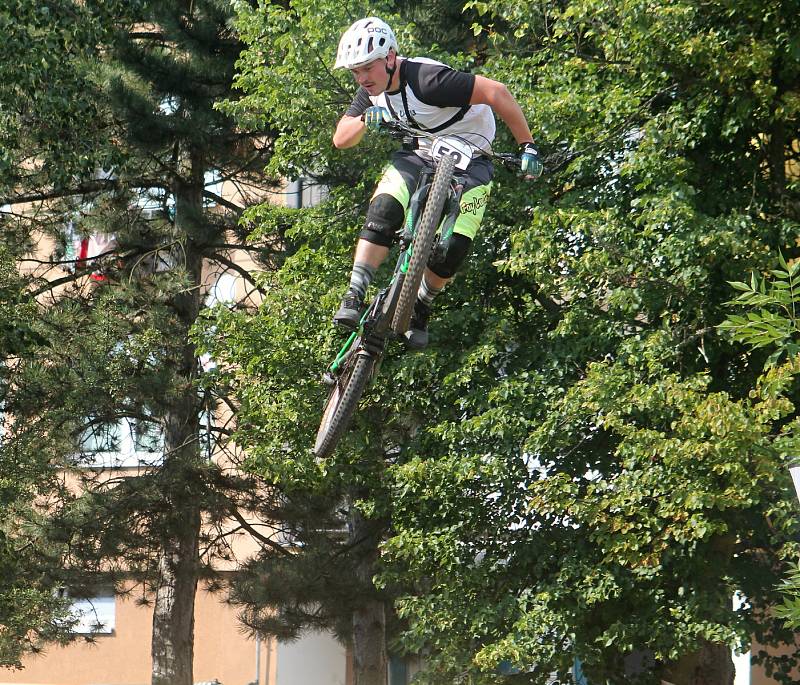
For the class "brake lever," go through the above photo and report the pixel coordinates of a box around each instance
[494,153,521,172]
[379,120,410,140]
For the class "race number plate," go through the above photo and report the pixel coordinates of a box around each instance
[430,136,473,170]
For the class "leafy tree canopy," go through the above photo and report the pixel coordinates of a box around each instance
[213,0,800,682]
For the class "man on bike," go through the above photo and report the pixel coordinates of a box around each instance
[332,16,542,349]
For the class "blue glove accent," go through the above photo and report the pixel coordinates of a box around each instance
[364,106,391,131]
[519,142,543,178]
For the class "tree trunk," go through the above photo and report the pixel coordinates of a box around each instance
[348,500,387,685]
[151,147,206,685]
[150,328,204,685]
[768,118,787,200]
[151,502,202,685]
[663,640,735,685]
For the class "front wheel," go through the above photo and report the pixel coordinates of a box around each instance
[391,153,457,336]
[314,352,375,459]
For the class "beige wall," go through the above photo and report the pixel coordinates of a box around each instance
[750,637,800,685]
[0,583,275,685]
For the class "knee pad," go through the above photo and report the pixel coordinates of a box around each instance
[429,233,472,279]
[358,194,405,248]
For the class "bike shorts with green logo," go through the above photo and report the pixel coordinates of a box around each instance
[369,149,494,241]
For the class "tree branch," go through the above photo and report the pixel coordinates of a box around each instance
[230,509,292,556]
[208,251,266,295]
[1,178,170,207]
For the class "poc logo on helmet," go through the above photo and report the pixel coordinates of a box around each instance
[367,27,388,34]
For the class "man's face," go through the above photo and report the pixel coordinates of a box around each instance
[349,54,392,95]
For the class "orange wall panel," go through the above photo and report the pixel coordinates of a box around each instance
[0,585,271,685]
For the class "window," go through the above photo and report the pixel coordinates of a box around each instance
[61,220,118,281]
[136,186,174,220]
[56,587,115,635]
[79,415,163,468]
[389,657,408,685]
[209,272,238,305]
[204,169,223,207]
[285,177,329,209]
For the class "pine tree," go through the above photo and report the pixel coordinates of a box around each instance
[0,0,116,666]
[0,245,77,665]
[2,2,283,683]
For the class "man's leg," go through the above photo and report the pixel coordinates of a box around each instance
[422,269,448,292]
[341,240,388,309]
[333,196,404,328]
[335,154,420,329]
[400,269,447,350]
[334,236,394,329]
[401,245,463,350]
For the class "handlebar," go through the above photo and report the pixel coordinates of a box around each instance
[363,115,525,173]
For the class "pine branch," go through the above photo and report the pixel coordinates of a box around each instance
[207,251,266,295]
[230,509,292,557]
[1,178,170,207]
[202,190,244,215]
[203,242,280,255]
[28,271,94,298]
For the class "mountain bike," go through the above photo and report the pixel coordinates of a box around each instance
[313,120,525,459]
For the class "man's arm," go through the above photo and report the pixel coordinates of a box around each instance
[334,86,373,149]
[333,115,367,149]
[470,75,534,145]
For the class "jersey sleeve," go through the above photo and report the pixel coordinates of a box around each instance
[404,62,476,108]
[345,88,373,117]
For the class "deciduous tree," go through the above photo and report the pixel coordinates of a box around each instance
[218,0,800,684]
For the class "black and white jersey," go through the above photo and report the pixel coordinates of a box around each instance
[345,57,496,157]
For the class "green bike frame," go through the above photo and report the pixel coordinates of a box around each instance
[324,167,463,378]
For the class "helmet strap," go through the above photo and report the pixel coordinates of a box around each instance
[384,52,397,91]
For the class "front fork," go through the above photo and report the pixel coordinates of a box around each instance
[431,181,465,262]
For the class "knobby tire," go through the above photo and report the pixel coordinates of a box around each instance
[313,352,375,459]
[391,153,457,336]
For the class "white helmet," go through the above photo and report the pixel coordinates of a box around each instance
[334,17,398,69]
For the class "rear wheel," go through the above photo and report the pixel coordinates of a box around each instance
[314,352,375,458]
[391,153,456,336]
